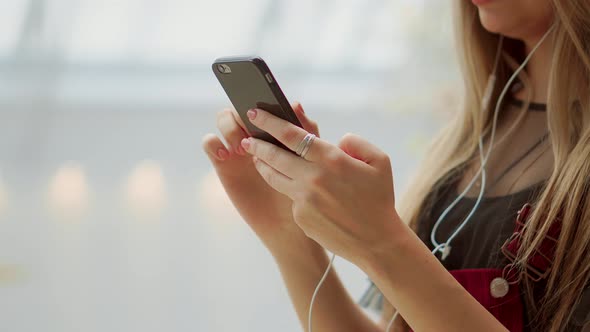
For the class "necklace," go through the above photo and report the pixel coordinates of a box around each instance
[470,132,549,194]
[503,144,550,195]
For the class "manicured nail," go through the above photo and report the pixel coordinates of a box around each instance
[296,102,304,113]
[241,138,251,151]
[247,109,257,120]
[217,148,228,160]
[236,145,245,155]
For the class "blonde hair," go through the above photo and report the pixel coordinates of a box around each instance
[390,1,590,331]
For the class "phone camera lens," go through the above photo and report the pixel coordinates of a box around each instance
[217,64,231,74]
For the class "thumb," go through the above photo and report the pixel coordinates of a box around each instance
[291,101,320,136]
[338,133,391,169]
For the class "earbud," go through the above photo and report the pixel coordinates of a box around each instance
[441,245,452,261]
[385,24,556,332]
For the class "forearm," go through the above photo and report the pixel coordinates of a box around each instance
[363,221,507,332]
[267,230,381,332]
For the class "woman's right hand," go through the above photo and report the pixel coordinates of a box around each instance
[202,102,319,248]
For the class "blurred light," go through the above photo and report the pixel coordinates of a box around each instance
[125,160,167,217]
[141,0,262,63]
[199,170,241,226]
[48,162,90,218]
[66,0,141,61]
[0,264,26,285]
[0,171,6,215]
[0,0,28,56]
[65,0,263,63]
[358,2,411,69]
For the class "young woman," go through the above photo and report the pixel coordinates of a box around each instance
[202,0,590,331]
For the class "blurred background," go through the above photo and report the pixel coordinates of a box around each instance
[0,0,460,331]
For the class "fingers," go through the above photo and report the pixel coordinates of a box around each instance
[229,108,249,133]
[241,137,308,179]
[251,156,295,198]
[202,133,230,162]
[246,108,329,162]
[216,108,249,156]
[292,102,320,137]
[338,133,391,170]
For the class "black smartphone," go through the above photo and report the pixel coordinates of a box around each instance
[212,56,302,150]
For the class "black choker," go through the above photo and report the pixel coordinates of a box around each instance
[507,96,547,112]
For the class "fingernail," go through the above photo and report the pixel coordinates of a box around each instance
[247,109,257,120]
[296,103,304,113]
[217,148,228,160]
[236,145,245,155]
[241,137,251,151]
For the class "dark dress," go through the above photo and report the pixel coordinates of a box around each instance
[360,177,590,331]
[359,98,590,330]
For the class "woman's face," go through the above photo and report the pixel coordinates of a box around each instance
[472,0,554,42]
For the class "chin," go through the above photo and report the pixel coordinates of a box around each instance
[478,9,520,37]
[475,1,554,41]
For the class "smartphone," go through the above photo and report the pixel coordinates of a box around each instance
[212,56,302,150]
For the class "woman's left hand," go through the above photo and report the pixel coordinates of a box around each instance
[240,108,403,269]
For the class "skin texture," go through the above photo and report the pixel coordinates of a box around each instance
[202,104,382,332]
[240,108,398,267]
[202,1,557,330]
[475,0,555,104]
[202,103,318,247]
[240,108,507,332]
[476,0,553,41]
[457,0,557,202]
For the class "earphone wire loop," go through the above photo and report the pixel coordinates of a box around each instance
[387,24,555,332]
[430,24,555,255]
[312,24,556,332]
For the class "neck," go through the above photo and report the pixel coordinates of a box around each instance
[514,32,554,103]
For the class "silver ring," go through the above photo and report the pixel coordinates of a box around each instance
[298,133,316,159]
[295,134,309,156]
[296,133,314,156]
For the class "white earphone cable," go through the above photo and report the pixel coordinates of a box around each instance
[308,252,336,332]
[386,140,487,332]
[429,33,503,255]
[387,24,554,331]
[430,23,555,257]
[309,24,555,332]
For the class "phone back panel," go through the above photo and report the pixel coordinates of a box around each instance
[212,56,302,149]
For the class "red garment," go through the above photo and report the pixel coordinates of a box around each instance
[449,269,524,331]
[408,269,524,332]
[408,204,560,332]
